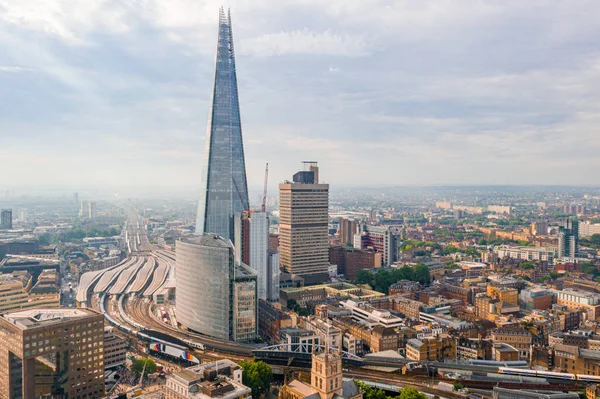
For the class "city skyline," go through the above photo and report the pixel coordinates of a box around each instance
[2,1,600,190]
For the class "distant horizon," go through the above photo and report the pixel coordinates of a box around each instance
[1,183,600,202]
[2,2,600,189]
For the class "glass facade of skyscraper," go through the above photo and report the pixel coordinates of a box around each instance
[176,236,233,340]
[196,8,249,241]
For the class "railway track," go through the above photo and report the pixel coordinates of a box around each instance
[345,369,466,399]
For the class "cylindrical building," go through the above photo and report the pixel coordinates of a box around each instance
[176,235,233,340]
[176,234,258,342]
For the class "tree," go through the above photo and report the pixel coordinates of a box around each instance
[240,360,273,398]
[520,262,534,270]
[37,233,52,246]
[355,380,389,399]
[297,307,310,316]
[399,387,427,399]
[355,270,372,285]
[590,234,600,246]
[131,358,157,375]
[413,264,431,285]
[286,299,297,310]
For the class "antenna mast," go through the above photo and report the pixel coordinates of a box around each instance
[262,163,269,212]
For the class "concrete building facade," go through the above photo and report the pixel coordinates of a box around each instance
[0,308,105,399]
[279,163,330,284]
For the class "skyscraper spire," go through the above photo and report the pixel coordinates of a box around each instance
[196,9,249,242]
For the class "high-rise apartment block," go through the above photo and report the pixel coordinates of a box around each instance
[18,209,27,223]
[530,221,548,236]
[0,308,105,399]
[279,162,330,285]
[196,8,249,242]
[1,209,12,230]
[558,217,579,259]
[176,234,257,342]
[88,202,97,219]
[339,218,359,247]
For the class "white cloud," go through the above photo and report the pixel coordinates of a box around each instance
[240,29,369,57]
[0,65,30,72]
[2,1,600,188]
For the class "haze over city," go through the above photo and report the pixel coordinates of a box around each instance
[6,3,600,399]
[2,1,600,194]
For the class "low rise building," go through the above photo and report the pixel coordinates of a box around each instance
[280,282,383,307]
[495,246,557,264]
[556,289,600,320]
[456,337,491,360]
[520,288,553,311]
[300,316,342,349]
[340,300,405,328]
[166,359,250,399]
[258,300,296,344]
[492,343,519,362]
[104,326,127,369]
[491,327,533,360]
[406,337,442,362]
[280,328,320,353]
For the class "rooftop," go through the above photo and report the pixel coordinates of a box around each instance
[1,308,100,330]
[181,234,233,249]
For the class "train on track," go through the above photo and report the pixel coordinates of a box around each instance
[498,367,600,383]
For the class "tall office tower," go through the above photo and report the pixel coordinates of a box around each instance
[196,8,249,242]
[88,201,97,218]
[558,217,579,259]
[235,211,271,300]
[79,200,87,217]
[279,162,330,284]
[0,209,12,230]
[176,234,257,342]
[0,308,105,398]
[73,192,79,205]
[339,217,358,247]
[18,209,27,223]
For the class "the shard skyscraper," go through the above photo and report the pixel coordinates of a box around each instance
[196,8,249,241]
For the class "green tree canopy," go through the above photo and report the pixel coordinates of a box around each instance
[240,360,273,398]
[589,234,600,246]
[399,387,427,399]
[354,264,430,294]
[355,269,372,285]
[356,381,427,399]
[131,358,157,375]
[286,299,297,310]
[413,264,431,285]
[520,262,534,270]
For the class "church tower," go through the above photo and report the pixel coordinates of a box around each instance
[310,347,343,399]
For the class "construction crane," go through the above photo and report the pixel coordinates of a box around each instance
[261,163,269,212]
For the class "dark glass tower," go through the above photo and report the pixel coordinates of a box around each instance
[196,8,249,241]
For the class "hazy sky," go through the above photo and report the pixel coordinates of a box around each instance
[1,0,600,194]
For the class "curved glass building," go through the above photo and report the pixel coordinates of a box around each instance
[196,7,249,241]
[176,234,257,342]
